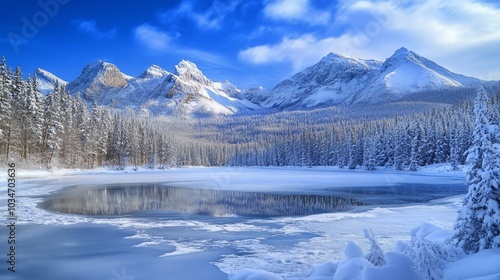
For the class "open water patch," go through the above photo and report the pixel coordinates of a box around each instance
[327,183,466,205]
[40,184,362,217]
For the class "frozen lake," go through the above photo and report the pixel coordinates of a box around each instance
[0,167,467,279]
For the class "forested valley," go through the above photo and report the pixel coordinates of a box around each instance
[1,57,499,170]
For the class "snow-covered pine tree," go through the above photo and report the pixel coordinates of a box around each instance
[393,127,408,171]
[409,127,420,171]
[42,83,64,166]
[407,223,463,280]
[449,124,461,171]
[453,87,500,254]
[0,60,13,160]
[363,135,376,171]
[31,72,45,149]
[0,56,10,142]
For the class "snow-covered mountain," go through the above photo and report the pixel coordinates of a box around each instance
[144,60,259,115]
[35,68,68,95]
[66,60,258,116]
[57,47,488,115]
[347,47,482,104]
[261,47,484,109]
[66,61,128,102]
[262,53,382,108]
[138,64,170,79]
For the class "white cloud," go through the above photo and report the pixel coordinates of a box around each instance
[160,0,243,30]
[239,34,351,72]
[75,19,116,39]
[175,48,234,69]
[334,0,500,79]
[263,0,330,25]
[241,0,500,80]
[133,24,173,51]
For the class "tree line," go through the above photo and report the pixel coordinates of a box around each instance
[1,56,499,171]
[227,95,499,171]
[0,57,174,169]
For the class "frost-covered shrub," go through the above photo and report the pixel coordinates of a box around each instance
[406,223,464,280]
[364,228,386,267]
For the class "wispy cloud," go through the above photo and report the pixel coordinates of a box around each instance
[263,0,331,25]
[175,48,234,69]
[334,0,500,78]
[240,0,500,79]
[133,24,175,51]
[239,34,348,72]
[159,0,243,30]
[75,19,116,39]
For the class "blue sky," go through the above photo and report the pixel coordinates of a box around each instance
[1,0,500,89]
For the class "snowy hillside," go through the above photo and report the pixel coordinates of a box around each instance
[65,60,258,116]
[35,68,68,95]
[262,47,485,109]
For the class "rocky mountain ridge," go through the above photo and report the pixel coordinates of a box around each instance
[36,47,488,115]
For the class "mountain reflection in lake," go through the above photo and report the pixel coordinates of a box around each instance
[41,184,361,217]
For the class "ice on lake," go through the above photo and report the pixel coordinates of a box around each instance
[0,167,468,279]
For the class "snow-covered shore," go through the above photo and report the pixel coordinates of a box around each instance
[1,165,498,279]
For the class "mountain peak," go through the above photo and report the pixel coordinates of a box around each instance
[139,64,170,79]
[382,47,424,71]
[67,60,127,98]
[395,46,410,54]
[175,60,200,74]
[35,67,55,78]
[81,60,122,76]
[34,68,68,94]
[319,52,382,70]
[174,60,210,85]
[322,52,348,60]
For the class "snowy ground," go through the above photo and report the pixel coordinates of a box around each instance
[1,165,497,279]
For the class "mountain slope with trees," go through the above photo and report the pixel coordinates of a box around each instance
[1,55,500,170]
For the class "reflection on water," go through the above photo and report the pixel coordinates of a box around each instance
[328,184,465,205]
[41,184,361,217]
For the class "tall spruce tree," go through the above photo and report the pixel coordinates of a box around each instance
[453,87,500,254]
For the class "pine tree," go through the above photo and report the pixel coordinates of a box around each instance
[409,126,420,171]
[363,136,376,171]
[42,85,64,167]
[31,72,45,149]
[449,125,461,171]
[0,61,13,160]
[453,87,500,254]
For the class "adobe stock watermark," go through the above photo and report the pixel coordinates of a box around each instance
[7,0,70,53]
[338,6,396,57]
[205,166,244,190]
[111,267,135,280]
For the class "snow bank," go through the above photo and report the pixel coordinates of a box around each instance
[444,248,500,280]
[229,269,282,280]
[304,242,423,280]
[303,223,499,280]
